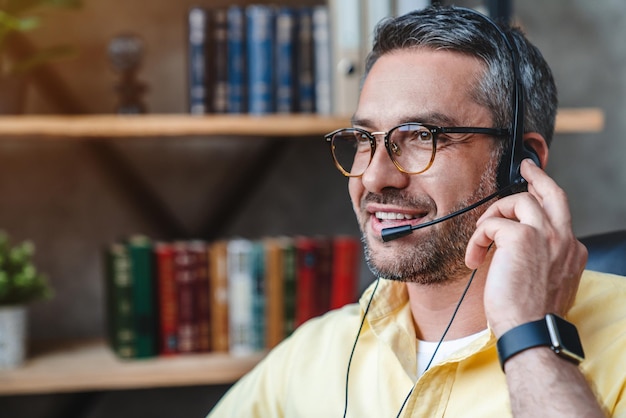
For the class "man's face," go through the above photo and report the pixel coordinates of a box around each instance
[350,48,502,285]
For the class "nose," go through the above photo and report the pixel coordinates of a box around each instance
[360,137,410,193]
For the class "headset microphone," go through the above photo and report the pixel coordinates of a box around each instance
[381,181,519,242]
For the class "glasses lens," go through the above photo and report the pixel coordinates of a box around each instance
[387,124,435,174]
[331,129,372,176]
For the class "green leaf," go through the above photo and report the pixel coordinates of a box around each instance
[0,11,40,32]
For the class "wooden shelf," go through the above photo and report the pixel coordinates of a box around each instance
[0,340,265,395]
[0,114,350,138]
[0,108,604,138]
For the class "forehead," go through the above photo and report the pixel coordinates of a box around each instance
[355,48,490,128]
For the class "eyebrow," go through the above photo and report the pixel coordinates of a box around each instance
[351,111,460,129]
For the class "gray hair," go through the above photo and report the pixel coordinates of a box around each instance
[365,6,557,147]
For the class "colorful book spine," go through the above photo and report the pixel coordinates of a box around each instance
[246,5,275,115]
[227,5,247,113]
[282,238,298,337]
[275,7,296,113]
[209,240,229,352]
[154,242,178,355]
[127,235,157,358]
[188,7,210,114]
[264,237,285,348]
[312,6,332,115]
[227,238,256,356]
[211,8,229,114]
[296,7,315,113]
[104,242,136,359]
[330,236,361,310]
[313,236,333,318]
[190,240,211,352]
[250,241,266,351]
[174,241,198,353]
[295,236,317,326]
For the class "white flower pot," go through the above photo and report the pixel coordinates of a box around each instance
[0,305,27,369]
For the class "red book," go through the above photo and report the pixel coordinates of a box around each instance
[295,237,317,327]
[154,242,178,355]
[189,240,211,352]
[330,236,361,310]
[313,236,333,318]
[173,242,198,353]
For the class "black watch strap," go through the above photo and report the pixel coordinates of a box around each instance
[496,314,585,370]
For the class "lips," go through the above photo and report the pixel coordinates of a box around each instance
[366,204,428,238]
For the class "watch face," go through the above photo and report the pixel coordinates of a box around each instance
[546,314,585,364]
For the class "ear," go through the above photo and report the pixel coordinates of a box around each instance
[523,132,549,169]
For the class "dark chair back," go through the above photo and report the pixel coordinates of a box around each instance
[579,230,626,276]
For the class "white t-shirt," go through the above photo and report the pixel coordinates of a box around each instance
[417,329,489,376]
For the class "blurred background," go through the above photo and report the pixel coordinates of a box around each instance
[0,0,623,416]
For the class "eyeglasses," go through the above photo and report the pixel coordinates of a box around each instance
[324,123,509,177]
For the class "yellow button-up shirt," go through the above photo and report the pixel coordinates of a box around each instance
[208,270,626,417]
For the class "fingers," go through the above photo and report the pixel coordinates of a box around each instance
[519,159,573,229]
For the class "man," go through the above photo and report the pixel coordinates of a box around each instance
[209,6,625,417]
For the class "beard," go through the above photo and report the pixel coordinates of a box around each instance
[361,154,501,286]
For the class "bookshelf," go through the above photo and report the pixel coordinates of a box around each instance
[0,108,605,138]
[0,108,605,397]
[0,339,265,396]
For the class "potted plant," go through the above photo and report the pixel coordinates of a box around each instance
[0,0,82,113]
[0,230,52,369]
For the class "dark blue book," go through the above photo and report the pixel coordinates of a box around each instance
[211,8,229,114]
[227,6,246,113]
[296,7,315,113]
[275,7,296,113]
[246,5,275,115]
[188,7,210,114]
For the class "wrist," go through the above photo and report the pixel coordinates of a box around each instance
[496,313,585,371]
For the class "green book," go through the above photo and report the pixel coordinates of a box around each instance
[104,242,136,359]
[127,235,157,358]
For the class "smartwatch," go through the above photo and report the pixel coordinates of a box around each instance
[496,313,585,370]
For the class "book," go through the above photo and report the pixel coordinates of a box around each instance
[173,241,198,353]
[295,236,317,326]
[282,238,298,337]
[275,7,297,113]
[104,242,136,359]
[211,8,229,114]
[246,5,275,115]
[330,236,361,310]
[295,7,315,113]
[126,235,158,358]
[227,238,256,356]
[154,241,178,355]
[312,6,332,115]
[226,5,247,113]
[209,240,229,352]
[189,240,211,352]
[188,7,211,114]
[328,0,362,116]
[250,241,266,351]
[264,237,287,348]
[313,236,333,318]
